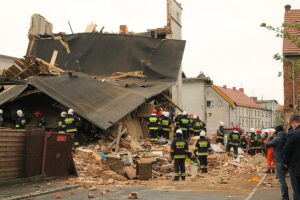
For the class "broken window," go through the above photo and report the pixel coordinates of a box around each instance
[207,100,213,108]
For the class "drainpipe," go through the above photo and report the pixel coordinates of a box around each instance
[292,61,296,113]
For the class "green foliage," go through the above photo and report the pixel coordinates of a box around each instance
[261,22,300,79]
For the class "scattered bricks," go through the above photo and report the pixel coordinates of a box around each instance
[100,191,106,195]
[128,192,138,199]
[55,193,64,199]
[107,178,115,184]
[88,194,95,198]
[69,192,75,195]
[160,164,173,172]
[89,187,97,191]
[124,166,137,180]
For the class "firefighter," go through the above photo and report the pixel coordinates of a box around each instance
[174,113,182,132]
[188,114,195,136]
[148,109,160,142]
[248,128,256,156]
[217,121,225,145]
[194,131,212,173]
[240,134,247,152]
[65,109,80,147]
[35,111,46,128]
[193,115,203,135]
[161,111,172,139]
[200,118,207,132]
[255,130,263,154]
[170,129,188,181]
[226,127,240,159]
[178,111,190,140]
[16,110,26,129]
[58,111,67,134]
[0,109,3,126]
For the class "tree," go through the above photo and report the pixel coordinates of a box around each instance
[261,22,300,113]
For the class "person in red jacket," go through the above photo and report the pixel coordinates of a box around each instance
[265,130,275,173]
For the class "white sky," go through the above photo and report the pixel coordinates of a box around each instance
[1,0,300,104]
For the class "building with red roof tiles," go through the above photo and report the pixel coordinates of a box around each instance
[207,85,276,133]
[282,5,300,125]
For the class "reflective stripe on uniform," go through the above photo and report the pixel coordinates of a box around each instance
[176,142,185,149]
[149,117,158,123]
[65,118,74,124]
[179,127,188,131]
[16,125,20,128]
[181,119,189,124]
[162,128,171,131]
[174,155,186,159]
[74,142,79,146]
[199,141,208,147]
[149,127,158,130]
[21,120,26,125]
[58,131,65,134]
[66,128,77,133]
[196,152,208,156]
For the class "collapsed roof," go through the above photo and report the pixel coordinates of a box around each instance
[0,33,185,130]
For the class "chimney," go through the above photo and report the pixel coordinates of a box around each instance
[119,25,128,35]
[251,96,258,102]
[285,4,291,11]
[239,88,244,93]
[233,87,236,90]
[223,85,227,89]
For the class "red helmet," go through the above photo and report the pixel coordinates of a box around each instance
[232,127,239,130]
[256,129,262,134]
[151,109,157,114]
[196,115,200,119]
[35,111,41,117]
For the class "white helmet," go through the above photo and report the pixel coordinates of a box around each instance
[200,131,206,137]
[182,111,187,115]
[61,111,67,117]
[0,109,3,114]
[176,129,183,134]
[193,115,197,119]
[17,110,23,117]
[249,128,255,133]
[162,111,166,117]
[219,122,224,126]
[164,111,170,118]
[68,109,74,115]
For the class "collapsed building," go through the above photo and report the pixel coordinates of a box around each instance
[0,13,185,181]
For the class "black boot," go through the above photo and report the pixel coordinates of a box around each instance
[203,168,208,173]
[181,176,186,181]
[173,176,179,181]
[272,169,275,173]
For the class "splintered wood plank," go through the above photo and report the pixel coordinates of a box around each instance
[50,50,58,66]
[14,60,27,70]
[7,65,22,77]
[4,70,15,78]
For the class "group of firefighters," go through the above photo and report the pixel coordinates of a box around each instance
[216,122,270,159]
[11,109,80,147]
[148,109,275,181]
[148,109,210,181]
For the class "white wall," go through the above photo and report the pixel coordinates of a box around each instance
[182,80,206,120]
[206,87,231,134]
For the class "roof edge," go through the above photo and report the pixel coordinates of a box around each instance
[211,85,235,107]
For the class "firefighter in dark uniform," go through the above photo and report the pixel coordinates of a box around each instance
[248,128,256,156]
[178,111,190,140]
[255,130,263,154]
[192,115,203,136]
[58,111,67,134]
[195,131,212,173]
[161,111,172,139]
[35,111,46,128]
[170,129,188,181]
[200,118,207,132]
[188,114,195,136]
[147,109,160,142]
[16,110,26,129]
[217,121,225,145]
[65,109,80,147]
[174,113,182,132]
[226,128,241,159]
[240,134,247,152]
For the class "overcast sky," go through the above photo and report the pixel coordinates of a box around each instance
[1,0,300,104]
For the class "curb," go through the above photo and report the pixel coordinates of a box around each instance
[3,184,80,200]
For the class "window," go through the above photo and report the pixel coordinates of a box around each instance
[218,100,223,107]
[207,100,213,108]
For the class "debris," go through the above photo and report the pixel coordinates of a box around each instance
[136,158,154,180]
[128,192,138,199]
[248,177,260,183]
[55,193,64,199]
[125,166,137,180]
[87,193,95,198]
